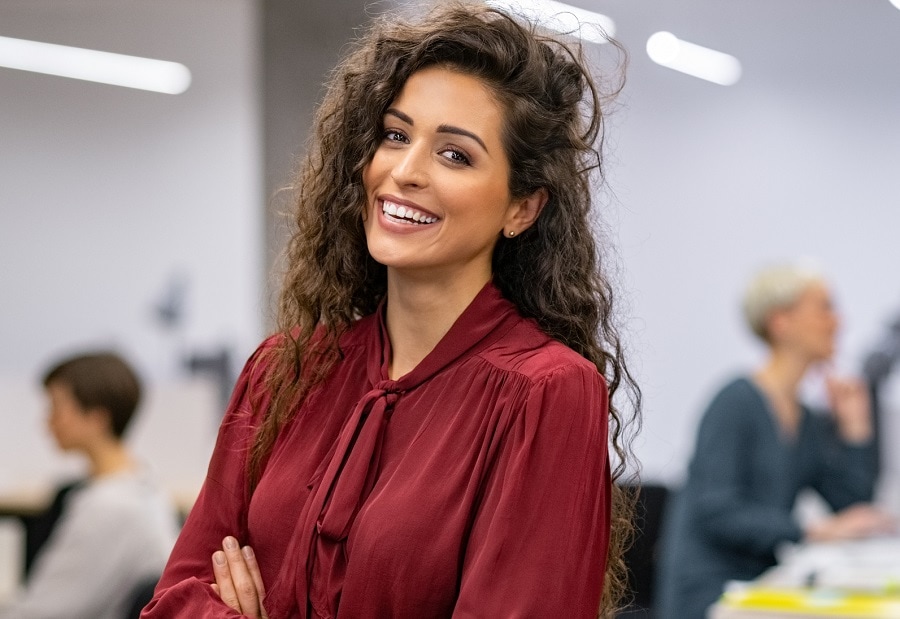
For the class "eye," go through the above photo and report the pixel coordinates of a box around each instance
[382,129,408,144]
[440,147,471,166]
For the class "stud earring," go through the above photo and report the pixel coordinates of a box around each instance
[507,230,516,237]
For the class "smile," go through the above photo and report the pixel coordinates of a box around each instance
[382,200,438,225]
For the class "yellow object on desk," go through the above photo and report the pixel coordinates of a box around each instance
[719,585,900,618]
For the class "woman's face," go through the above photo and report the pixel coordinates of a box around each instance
[362,66,529,287]
[773,282,840,362]
[45,382,96,452]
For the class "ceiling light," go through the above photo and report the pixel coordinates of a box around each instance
[646,31,741,86]
[0,35,192,94]
[891,0,900,10]
[486,0,616,43]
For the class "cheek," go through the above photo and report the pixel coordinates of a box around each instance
[361,165,377,222]
[362,152,386,191]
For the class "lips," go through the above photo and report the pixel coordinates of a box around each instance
[381,198,439,225]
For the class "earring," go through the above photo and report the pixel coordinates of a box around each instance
[507,230,516,237]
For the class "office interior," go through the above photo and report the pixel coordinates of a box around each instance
[1,0,899,616]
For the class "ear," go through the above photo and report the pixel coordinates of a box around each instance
[765,308,791,344]
[84,406,114,437]
[503,187,548,236]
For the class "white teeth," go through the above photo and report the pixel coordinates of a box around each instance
[381,200,437,225]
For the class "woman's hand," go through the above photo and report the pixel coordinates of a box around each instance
[805,503,897,542]
[826,375,873,444]
[210,536,269,618]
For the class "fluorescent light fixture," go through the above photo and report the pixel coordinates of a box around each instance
[0,35,192,94]
[486,0,615,43]
[891,0,900,10]
[646,31,741,86]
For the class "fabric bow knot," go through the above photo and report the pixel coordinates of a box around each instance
[316,381,401,541]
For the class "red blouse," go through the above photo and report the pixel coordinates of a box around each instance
[142,282,611,618]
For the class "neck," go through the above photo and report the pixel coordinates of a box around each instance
[384,268,490,379]
[86,439,134,478]
[755,347,811,399]
[753,347,813,434]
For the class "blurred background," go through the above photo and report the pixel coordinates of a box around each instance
[1,0,898,531]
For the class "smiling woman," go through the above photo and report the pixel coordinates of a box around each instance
[142,2,640,618]
[362,66,546,305]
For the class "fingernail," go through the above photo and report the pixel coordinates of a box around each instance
[224,536,237,550]
[214,551,226,565]
[242,546,254,560]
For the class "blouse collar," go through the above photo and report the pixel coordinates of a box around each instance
[369,280,521,391]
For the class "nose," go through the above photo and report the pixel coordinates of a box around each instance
[390,143,429,189]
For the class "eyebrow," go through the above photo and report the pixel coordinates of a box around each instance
[384,108,489,153]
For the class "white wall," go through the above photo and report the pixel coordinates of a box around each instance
[0,0,263,380]
[0,0,263,492]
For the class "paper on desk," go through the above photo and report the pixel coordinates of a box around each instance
[763,537,900,593]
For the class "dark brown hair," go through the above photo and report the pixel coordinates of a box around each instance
[42,351,142,438]
[256,2,641,613]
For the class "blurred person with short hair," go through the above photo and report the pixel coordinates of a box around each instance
[656,263,896,619]
[0,351,179,619]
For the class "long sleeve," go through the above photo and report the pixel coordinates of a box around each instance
[808,413,879,510]
[688,384,803,558]
[144,286,619,617]
[452,363,611,618]
[142,343,273,618]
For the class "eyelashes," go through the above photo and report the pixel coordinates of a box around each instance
[380,129,472,166]
[383,129,407,144]
[441,147,471,166]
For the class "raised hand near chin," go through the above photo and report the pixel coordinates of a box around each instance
[826,375,873,444]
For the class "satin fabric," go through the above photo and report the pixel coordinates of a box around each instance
[143,282,611,618]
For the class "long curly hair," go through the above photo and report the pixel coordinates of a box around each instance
[253,2,641,614]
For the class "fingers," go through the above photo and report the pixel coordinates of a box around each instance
[241,544,267,600]
[826,375,873,443]
[844,505,899,536]
[829,376,869,406]
[237,544,269,619]
[211,537,266,618]
[224,536,263,617]
[212,549,240,612]
[820,505,899,540]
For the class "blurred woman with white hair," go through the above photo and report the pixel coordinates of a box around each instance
[655,262,896,619]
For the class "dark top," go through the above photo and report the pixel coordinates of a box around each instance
[22,479,85,577]
[656,377,878,619]
[143,282,612,618]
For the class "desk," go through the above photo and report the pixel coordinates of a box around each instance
[0,485,55,518]
[710,537,900,618]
